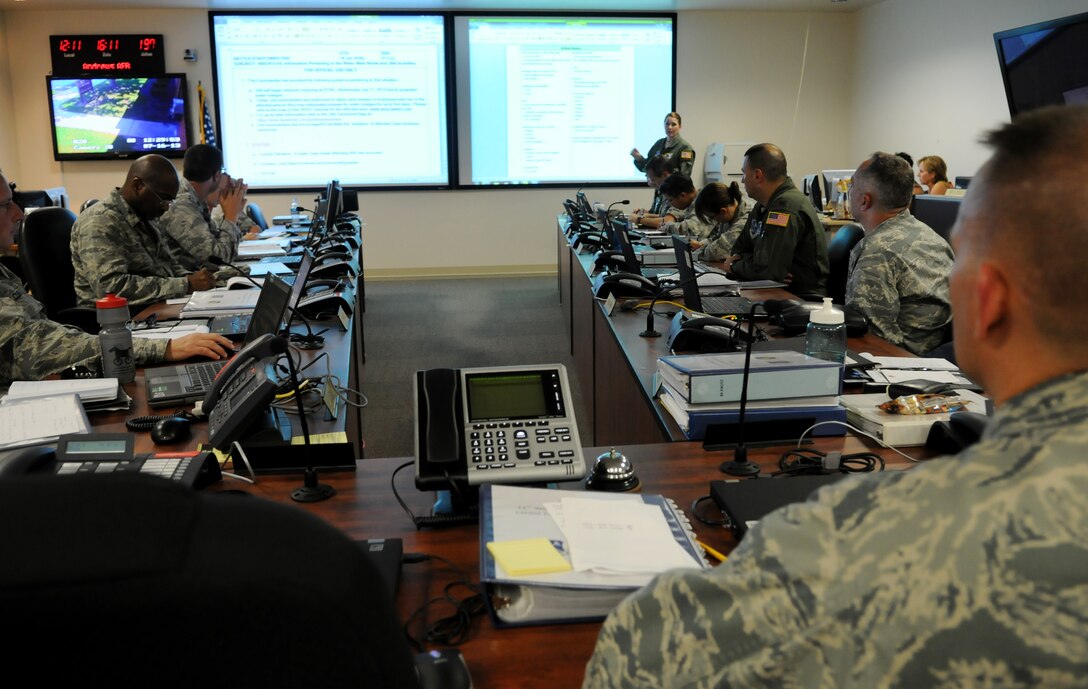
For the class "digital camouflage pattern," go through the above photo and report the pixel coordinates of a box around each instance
[661,203,714,240]
[160,178,244,272]
[700,200,752,263]
[634,136,696,177]
[846,209,954,355]
[71,188,190,306]
[584,369,1088,689]
[0,263,165,387]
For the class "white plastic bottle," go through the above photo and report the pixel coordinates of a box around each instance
[96,293,135,383]
[290,197,299,218]
[805,298,846,364]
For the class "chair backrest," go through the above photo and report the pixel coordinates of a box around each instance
[79,198,99,213]
[910,195,962,244]
[0,473,422,689]
[826,222,865,305]
[17,206,79,319]
[245,201,270,230]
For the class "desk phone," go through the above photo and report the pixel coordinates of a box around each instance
[0,433,222,489]
[414,364,586,489]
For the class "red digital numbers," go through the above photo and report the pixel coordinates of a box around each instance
[139,37,157,51]
[97,38,120,52]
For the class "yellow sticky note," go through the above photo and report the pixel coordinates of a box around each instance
[290,432,349,445]
[487,538,572,577]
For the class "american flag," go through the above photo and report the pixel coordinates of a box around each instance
[197,81,217,148]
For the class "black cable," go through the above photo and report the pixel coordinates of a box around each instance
[391,460,421,528]
[774,448,885,476]
[690,494,729,527]
[401,552,486,652]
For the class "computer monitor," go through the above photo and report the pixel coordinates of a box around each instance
[576,191,594,218]
[323,179,343,236]
[910,195,961,244]
[821,169,857,206]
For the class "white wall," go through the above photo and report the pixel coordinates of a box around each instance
[4,7,854,278]
[850,0,1087,180]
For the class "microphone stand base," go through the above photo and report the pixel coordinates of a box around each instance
[291,467,336,503]
[719,460,760,477]
[639,330,661,338]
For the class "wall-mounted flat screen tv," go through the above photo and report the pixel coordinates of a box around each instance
[46,74,191,160]
[994,11,1088,116]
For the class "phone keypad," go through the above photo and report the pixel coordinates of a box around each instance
[465,421,582,484]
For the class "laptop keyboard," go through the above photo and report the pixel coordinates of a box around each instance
[699,295,754,316]
[185,360,229,393]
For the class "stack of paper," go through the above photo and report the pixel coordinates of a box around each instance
[0,394,90,450]
[858,356,974,387]
[237,239,288,258]
[6,378,119,403]
[180,288,261,316]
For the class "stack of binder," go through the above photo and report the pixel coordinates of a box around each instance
[656,350,847,440]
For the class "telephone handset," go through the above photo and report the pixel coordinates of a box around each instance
[414,364,587,489]
[592,271,657,299]
[667,312,749,353]
[201,333,286,414]
[296,280,354,319]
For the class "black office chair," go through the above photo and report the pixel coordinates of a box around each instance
[826,222,865,305]
[0,473,423,689]
[16,206,98,333]
[79,198,99,213]
[910,195,961,244]
[245,201,270,231]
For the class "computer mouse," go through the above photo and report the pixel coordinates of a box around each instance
[151,417,192,445]
[414,649,472,689]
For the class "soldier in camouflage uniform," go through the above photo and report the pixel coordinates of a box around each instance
[0,168,231,387]
[692,181,751,262]
[159,144,252,272]
[583,105,1088,688]
[846,152,954,354]
[727,144,829,300]
[657,173,713,239]
[71,155,216,307]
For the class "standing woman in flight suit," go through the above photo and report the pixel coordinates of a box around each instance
[630,112,696,177]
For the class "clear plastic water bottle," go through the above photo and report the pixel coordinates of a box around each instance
[805,297,846,364]
[290,197,299,218]
[96,293,135,383]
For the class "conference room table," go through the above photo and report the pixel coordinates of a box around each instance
[556,218,913,447]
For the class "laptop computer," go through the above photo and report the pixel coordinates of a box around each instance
[207,273,293,341]
[671,235,753,316]
[144,275,294,408]
[610,217,677,280]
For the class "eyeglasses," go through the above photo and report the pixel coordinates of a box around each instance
[140,181,176,209]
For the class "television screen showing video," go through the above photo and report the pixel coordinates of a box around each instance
[47,74,191,160]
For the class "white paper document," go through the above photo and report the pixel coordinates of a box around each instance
[864,356,959,371]
[4,379,119,403]
[556,497,701,575]
[866,369,970,385]
[131,323,211,341]
[180,288,261,315]
[0,394,90,450]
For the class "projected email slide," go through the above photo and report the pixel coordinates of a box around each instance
[457,15,674,186]
[211,14,448,189]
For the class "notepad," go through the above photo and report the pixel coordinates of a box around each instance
[486,538,572,577]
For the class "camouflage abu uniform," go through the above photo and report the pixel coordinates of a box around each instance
[0,263,165,387]
[660,203,714,240]
[699,200,752,263]
[846,209,954,355]
[583,369,1088,689]
[71,188,190,306]
[159,178,244,272]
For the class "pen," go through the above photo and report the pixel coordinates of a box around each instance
[696,539,728,563]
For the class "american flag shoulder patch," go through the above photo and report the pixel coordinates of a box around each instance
[766,211,790,227]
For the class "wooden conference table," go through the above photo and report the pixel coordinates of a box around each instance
[556,218,913,446]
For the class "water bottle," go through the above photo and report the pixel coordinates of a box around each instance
[290,197,299,218]
[805,297,846,364]
[96,293,135,383]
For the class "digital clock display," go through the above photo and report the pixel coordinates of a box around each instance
[49,34,165,76]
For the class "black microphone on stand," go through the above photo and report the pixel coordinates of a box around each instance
[605,199,630,221]
[639,271,708,338]
[278,337,336,503]
[205,255,263,289]
[718,301,768,477]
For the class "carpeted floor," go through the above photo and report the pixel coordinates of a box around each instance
[359,276,589,459]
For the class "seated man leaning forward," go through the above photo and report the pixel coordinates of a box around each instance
[583,105,1088,688]
[72,154,216,307]
[846,151,955,354]
[0,167,231,387]
[726,143,828,299]
[656,173,713,240]
[159,143,252,272]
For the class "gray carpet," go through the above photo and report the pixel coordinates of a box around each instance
[360,276,589,459]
